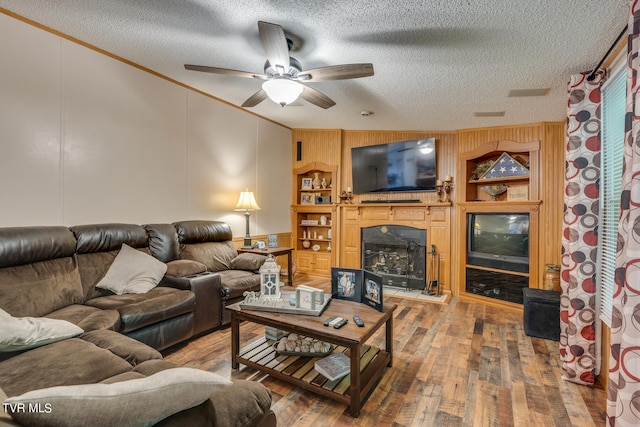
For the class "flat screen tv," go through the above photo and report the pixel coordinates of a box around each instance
[351,138,436,194]
[467,213,530,273]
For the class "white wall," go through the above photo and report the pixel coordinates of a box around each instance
[0,12,292,237]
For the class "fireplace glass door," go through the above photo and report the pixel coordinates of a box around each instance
[361,225,426,290]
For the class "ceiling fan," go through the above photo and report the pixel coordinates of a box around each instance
[185,21,374,109]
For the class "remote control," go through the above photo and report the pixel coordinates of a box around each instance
[333,318,348,329]
[353,316,364,327]
[329,317,344,327]
[323,316,338,326]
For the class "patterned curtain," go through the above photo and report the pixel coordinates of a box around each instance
[560,70,605,386]
[607,2,640,424]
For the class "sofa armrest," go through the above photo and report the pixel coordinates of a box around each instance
[160,272,222,334]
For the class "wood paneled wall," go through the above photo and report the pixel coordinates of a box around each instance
[291,129,342,171]
[341,131,457,204]
[455,122,565,295]
[292,129,457,204]
[292,123,565,301]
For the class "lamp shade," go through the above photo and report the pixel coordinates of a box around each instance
[262,78,303,106]
[234,190,261,211]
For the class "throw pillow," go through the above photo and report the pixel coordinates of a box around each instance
[5,367,232,427]
[0,308,84,352]
[229,253,267,273]
[95,244,167,295]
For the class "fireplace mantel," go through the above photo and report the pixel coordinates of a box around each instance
[338,203,451,295]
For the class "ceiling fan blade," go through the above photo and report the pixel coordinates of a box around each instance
[258,21,290,74]
[299,85,336,109]
[241,89,269,108]
[297,63,374,81]
[184,64,267,80]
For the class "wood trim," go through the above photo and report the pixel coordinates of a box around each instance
[599,322,610,391]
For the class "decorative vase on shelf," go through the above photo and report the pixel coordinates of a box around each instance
[320,215,327,226]
[312,172,321,189]
[480,184,508,201]
[321,178,327,189]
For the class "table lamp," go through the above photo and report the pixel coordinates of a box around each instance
[234,189,261,249]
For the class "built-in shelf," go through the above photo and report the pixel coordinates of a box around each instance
[464,263,529,278]
[459,200,542,208]
[457,140,541,307]
[292,162,338,277]
[469,176,529,184]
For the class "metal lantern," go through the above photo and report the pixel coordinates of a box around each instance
[259,254,281,299]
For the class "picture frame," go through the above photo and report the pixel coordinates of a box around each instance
[301,177,313,190]
[300,192,315,205]
[267,234,279,248]
[362,271,384,312]
[331,268,362,302]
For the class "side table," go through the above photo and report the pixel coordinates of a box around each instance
[237,246,294,285]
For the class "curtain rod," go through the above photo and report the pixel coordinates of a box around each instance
[587,26,628,81]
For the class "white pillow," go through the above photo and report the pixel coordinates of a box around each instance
[5,367,232,427]
[0,308,84,352]
[96,244,167,295]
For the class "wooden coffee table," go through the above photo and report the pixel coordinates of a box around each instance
[228,298,396,417]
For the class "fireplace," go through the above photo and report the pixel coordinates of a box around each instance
[361,225,427,290]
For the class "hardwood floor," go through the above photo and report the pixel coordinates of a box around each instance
[163,279,606,426]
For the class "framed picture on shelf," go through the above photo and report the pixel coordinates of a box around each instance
[301,178,313,190]
[253,240,267,250]
[362,271,384,312]
[331,268,362,302]
[267,234,279,248]
[300,193,315,205]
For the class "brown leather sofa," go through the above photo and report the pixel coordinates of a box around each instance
[144,220,267,330]
[167,220,266,327]
[69,223,197,350]
[0,330,275,427]
[0,223,275,426]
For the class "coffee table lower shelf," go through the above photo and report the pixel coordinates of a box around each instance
[237,337,390,410]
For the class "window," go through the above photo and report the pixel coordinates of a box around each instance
[598,57,626,327]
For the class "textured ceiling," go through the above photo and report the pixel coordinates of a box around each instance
[0,0,629,131]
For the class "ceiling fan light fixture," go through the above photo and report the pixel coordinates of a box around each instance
[262,78,303,106]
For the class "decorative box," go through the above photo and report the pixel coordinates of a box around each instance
[295,285,325,310]
[507,184,529,201]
